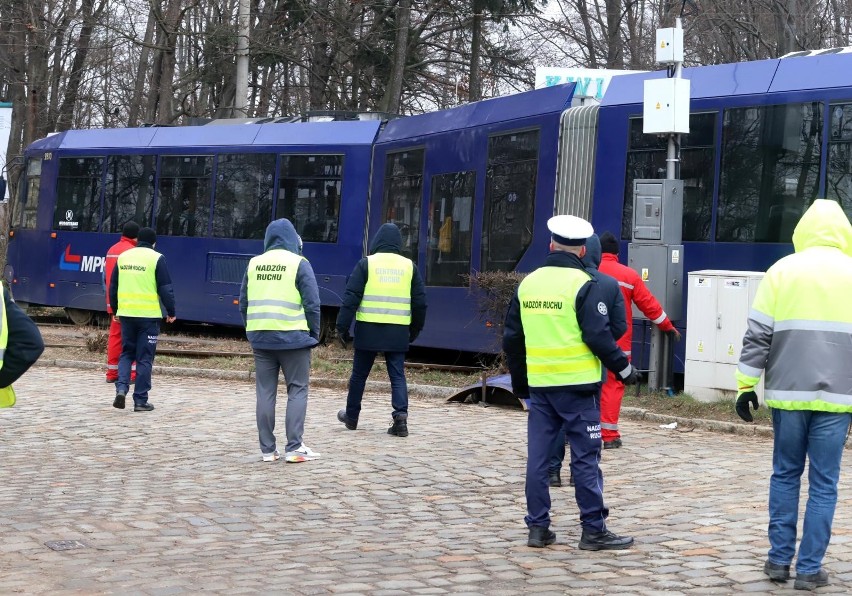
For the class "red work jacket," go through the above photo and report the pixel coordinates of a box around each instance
[598,253,674,355]
[104,236,138,313]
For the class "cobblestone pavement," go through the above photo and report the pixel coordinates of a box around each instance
[2,368,852,595]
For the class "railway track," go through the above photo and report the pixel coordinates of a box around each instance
[35,319,487,372]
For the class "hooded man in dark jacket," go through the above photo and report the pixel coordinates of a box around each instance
[547,233,627,488]
[335,223,427,437]
[239,219,322,463]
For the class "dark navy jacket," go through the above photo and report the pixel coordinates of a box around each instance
[582,234,627,341]
[239,219,321,351]
[336,224,427,352]
[503,250,630,398]
[109,241,176,318]
[0,290,44,388]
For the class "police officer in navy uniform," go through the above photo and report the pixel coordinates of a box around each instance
[503,215,641,550]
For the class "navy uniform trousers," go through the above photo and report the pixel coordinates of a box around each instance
[525,389,608,531]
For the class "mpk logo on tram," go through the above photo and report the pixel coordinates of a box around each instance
[59,245,105,273]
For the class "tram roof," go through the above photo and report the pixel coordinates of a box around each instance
[602,52,852,106]
[27,119,382,152]
[377,83,575,144]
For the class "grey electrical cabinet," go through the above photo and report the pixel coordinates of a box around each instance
[632,179,683,245]
[626,243,684,322]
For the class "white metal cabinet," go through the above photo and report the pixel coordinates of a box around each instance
[684,270,765,402]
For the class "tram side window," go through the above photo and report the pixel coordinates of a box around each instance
[381,149,424,260]
[53,157,104,232]
[277,155,343,243]
[717,103,822,243]
[482,130,539,272]
[621,113,716,241]
[16,158,41,229]
[214,153,275,239]
[426,171,475,286]
[156,155,213,237]
[826,103,852,218]
[104,155,155,232]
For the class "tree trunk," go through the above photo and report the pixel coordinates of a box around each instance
[379,0,410,114]
[469,0,483,102]
[56,0,100,131]
[128,7,157,127]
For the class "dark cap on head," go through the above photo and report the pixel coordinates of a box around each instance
[138,227,157,245]
[599,231,619,255]
[121,221,140,239]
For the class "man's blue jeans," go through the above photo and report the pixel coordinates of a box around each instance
[345,349,408,420]
[768,408,852,574]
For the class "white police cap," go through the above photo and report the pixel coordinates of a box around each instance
[547,215,594,246]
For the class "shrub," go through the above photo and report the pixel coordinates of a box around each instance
[85,331,108,353]
[465,270,527,371]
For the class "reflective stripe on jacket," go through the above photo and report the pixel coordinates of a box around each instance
[518,266,602,387]
[245,249,308,332]
[737,199,852,412]
[116,247,163,318]
[356,253,414,325]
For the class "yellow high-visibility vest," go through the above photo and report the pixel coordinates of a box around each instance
[0,286,11,408]
[356,253,414,325]
[518,266,602,388]
[116,247,163,318]
[245,250,308,332]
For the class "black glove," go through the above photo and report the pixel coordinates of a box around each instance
[622,365,642,386]
[667,329,682,342]
[337,330,353,348]
[736,390,759,422]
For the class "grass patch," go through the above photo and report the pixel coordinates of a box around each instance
[623,388,772,426]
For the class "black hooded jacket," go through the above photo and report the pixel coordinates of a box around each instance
[336,224,427,352]
[239,218,321,351]
[582,234,627,341]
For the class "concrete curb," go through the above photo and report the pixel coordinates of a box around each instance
[38,358,773,439]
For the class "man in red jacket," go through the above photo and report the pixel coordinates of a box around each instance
[598,231,681,448]
[104,221,139,383]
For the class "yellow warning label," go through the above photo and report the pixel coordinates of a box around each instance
[697,341,704,353]
[641,268,649,281]
[727,344,734,356]
[655,102,661,110]
[660,40,666,48]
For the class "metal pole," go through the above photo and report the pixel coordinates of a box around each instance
[648,17,683,393]
[235,0,250,118]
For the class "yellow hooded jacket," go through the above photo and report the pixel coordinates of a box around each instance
[736,199,852,412]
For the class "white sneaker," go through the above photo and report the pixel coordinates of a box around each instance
[285,444,321,463]
[262,450,280,462]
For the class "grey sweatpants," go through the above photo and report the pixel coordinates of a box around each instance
[253,347,311,454]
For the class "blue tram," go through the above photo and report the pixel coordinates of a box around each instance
[7,51,852,365]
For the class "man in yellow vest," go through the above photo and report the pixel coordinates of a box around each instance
[503,215,640,551]
[239,219,322,463]
[109,227,176,412]
[335,223,427,437]
[0,284,45,408]
[736,199,852,591]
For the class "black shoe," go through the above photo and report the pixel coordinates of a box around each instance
[113,392,126,409]
[549,470,561,487]
[106,378,117,384]
[134,402,155,412]
[568,472,575,487]
[337,409,357,430]
[794,569,829,591]
[603,438,623,449]
[578,529,634,551]
[764,560,790,582]
[527,526,556,548]
[388,414,408,437]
